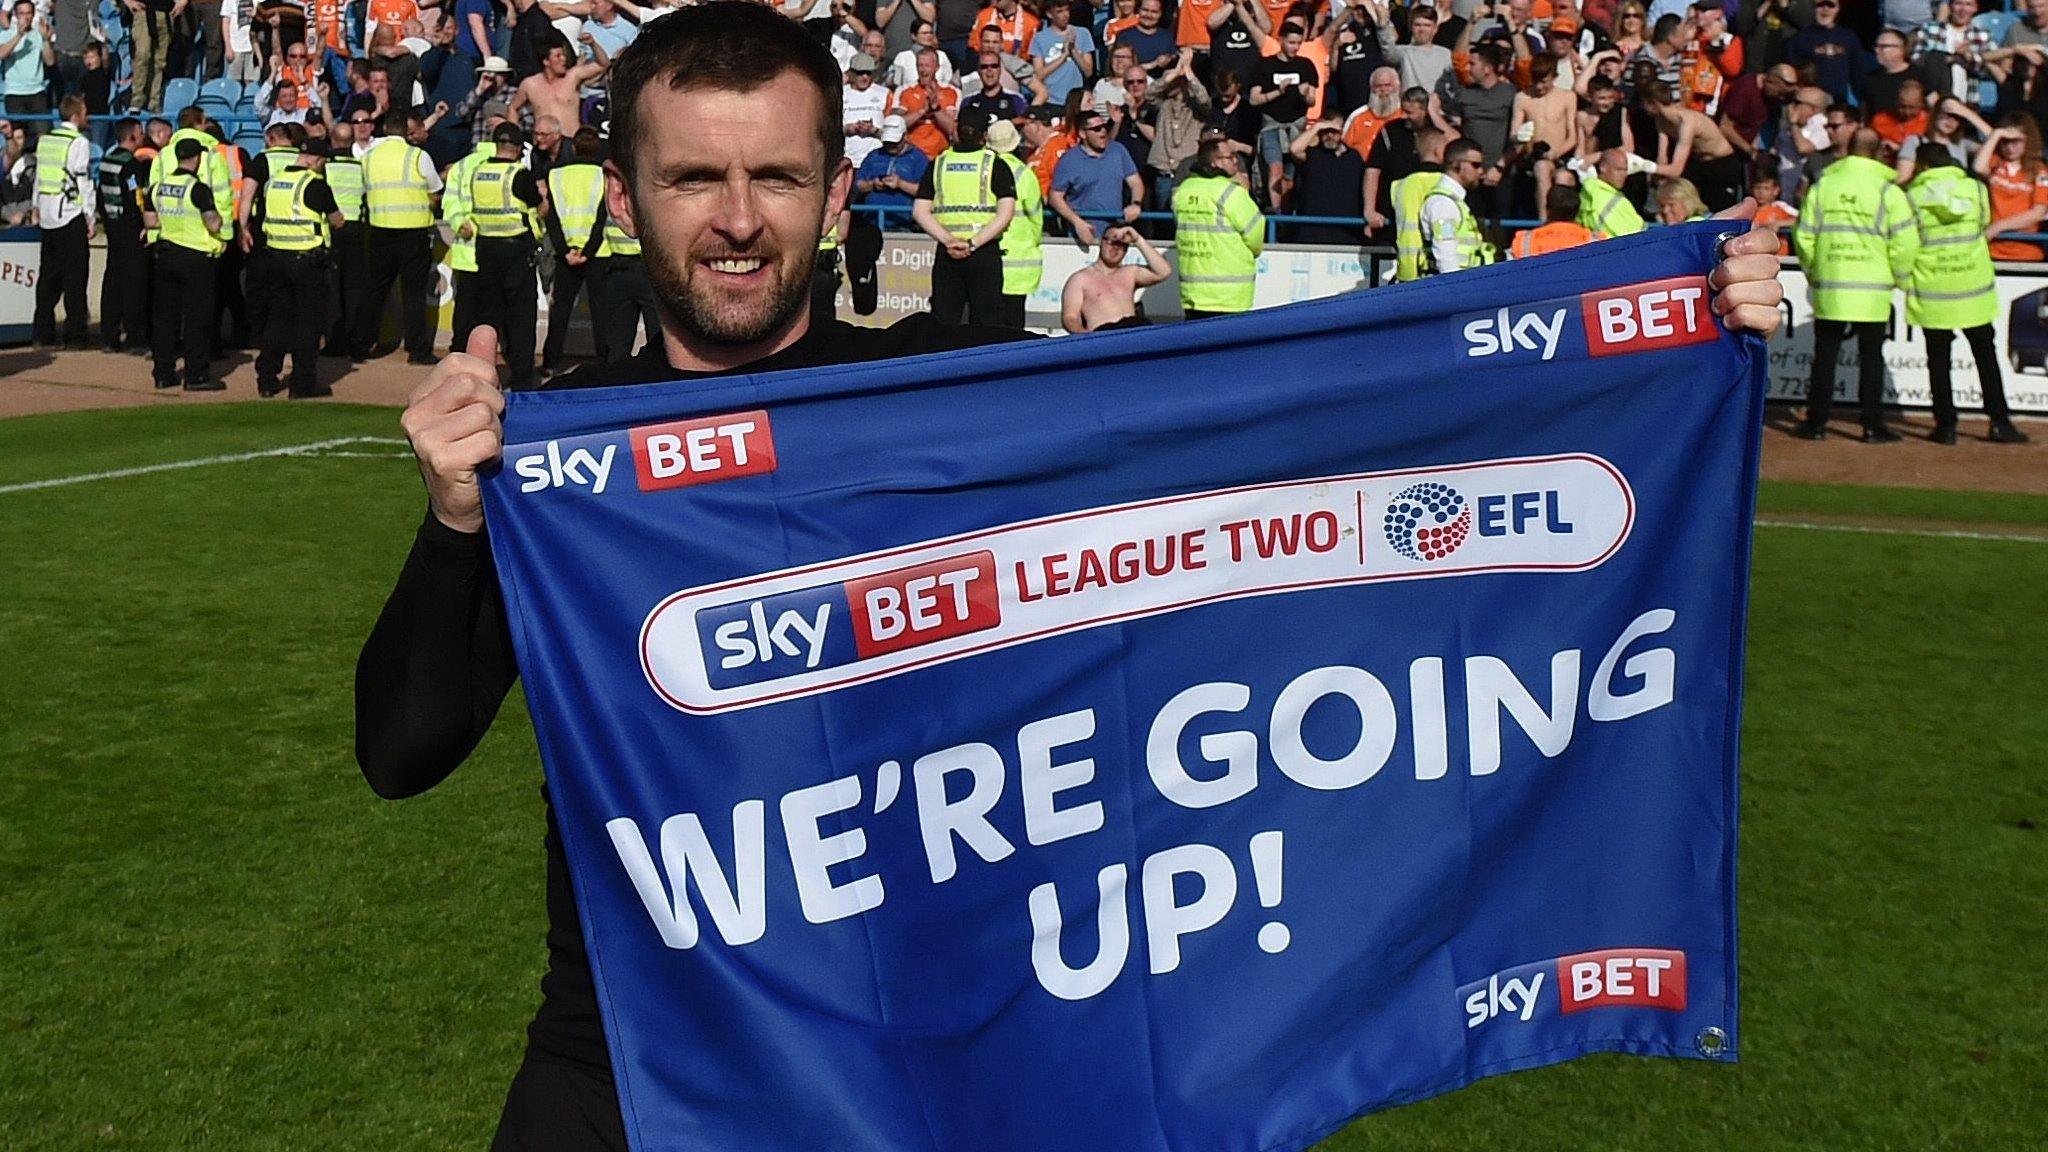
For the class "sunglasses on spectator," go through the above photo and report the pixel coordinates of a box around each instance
[1125,78,1147,87]
[1082,121,1109,132]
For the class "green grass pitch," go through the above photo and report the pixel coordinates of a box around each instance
[1,405,2042,1149]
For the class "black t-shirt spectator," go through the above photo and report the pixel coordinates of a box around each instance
[1293,141,1365,217]
[1364,118,1420,217]
[914,150,1019,200]
[963,89,1027,125]
[1253,53,1317,123]
[81,65,111,116]
[1326,26,1388,118]
[1590,104,1625,151]
[1115,103,1154,170]
[1209,13,1262,93]
[1209,94,1263,157]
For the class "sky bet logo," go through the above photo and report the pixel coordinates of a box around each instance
[630,411,777,491]
[1462,948,1688,1030]
[1461,276,1717,364]
[694,552,1000,689]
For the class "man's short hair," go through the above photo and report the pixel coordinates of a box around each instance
[379,109,409,137]
[1402,85,1429,104]
[492,121,527,148]
[1472,42,1509,74]
[1544,183,1580,221]
[1411,5,1437,21]
[112,116,142,142]
[572,125,603,160]
[59,94,87,120]
[610,0,844,181]
[282,121,308,146]
[1528,54,1557,83]
[1829,101,1863,125]
[1586,74,1616,94]
[178,106,207,129]
[1442,137,1483,167]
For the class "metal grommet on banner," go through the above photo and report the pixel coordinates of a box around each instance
[1696,1027,1730,1057]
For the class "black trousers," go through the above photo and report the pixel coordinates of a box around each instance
[599,257,660,362]
[450,269,481,357]
[1924,324,2011,426]
[245,244,273,347]
[471,238,540,390]
[929,243,1003,326]
[998,293,1027,328]
[101,223,147,348]
[1808,318,1889,428]
[34,217,90,343]
[811,247,841,321]
[543,255,609,367]
[215,241,249,349]
[846,217,883,315]
[152,244,218,386]
[255,250,331,391]
[327,223,366,353]
[355,226,434,358]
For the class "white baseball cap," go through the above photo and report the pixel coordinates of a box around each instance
[879,114,907,143]
[480,55,512,73]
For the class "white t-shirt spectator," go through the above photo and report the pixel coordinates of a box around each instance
[843,81,893,167]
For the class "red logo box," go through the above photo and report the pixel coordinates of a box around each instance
[845,551,1001,658]
[1581,276,1717,357]
[630,411,777,491]
[1556,948,1688,1014]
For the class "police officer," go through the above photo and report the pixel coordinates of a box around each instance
[238,121,305,355]
[147,111,235,357]
[355,109,444,363]
[542,126,612,372]
[989,117,1042,328]
[323,120,368,357]
[599,180,661,362]
[144,139,227,392]
[1792,127,1919,442]
[441,134,498,357]
[1171,139,1265,317]
[1904,149,2030,445]
[912,106,1016,326]
[255,140,347,398]
[1396,137,1493,282]
[463,123,545,391]
[97,117,148,353]
[32,95,96,349]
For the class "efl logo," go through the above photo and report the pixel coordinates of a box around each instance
[1383,482,1470,562]
[631,411,777,492]
[694,551,1000,690]
[1582,276,1716,358]
[1557,948,1687,1014]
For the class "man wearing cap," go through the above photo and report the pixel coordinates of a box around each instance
[913,104,1017,324]
[463,122,546,390]
[987,116,1043,326]
[256,140,348,398]
[142,138,227,392]
[453,56,518,148]
[843,52,893,170]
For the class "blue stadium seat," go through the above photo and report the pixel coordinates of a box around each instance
[161,77,200,118]
[200,77,244,107]
[233,129,265,154]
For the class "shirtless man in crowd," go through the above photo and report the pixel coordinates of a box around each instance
[1061,225,1173,332]
[1511,55,1577,210]
[509,35,614,130]
[1647,80,1744,211]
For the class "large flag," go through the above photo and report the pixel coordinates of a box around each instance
[482,222,1762,1152]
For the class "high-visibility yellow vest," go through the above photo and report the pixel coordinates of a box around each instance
[1171,173,1263,313]
[1171,172,1261,311]
[325,156,365,222]
[34,124,83,205]
[469,158,535,240]
[148,129,235,242]
[604,214,641,256]
[930,147,999,242]
[363,139,434,229]
[998,152,1042,296]
[547,162,609,257]
[1792,154,1919,323]
[259,145,300,178]
[154,172,225,256]
[262,166,328,251]
[440,143,493,273]
[1576,175,1644,238]
[1391,169,1438,282]
[1904,165,1996,330]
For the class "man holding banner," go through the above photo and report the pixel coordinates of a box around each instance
[358,4,1787,1150]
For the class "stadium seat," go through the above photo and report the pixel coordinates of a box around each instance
[200,78,243,107]
[161,77,199,118]
[233,129,265,154]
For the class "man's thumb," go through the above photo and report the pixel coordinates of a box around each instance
[466,325,502,383]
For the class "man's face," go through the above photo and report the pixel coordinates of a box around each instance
[864,31,886,57]
[1592,85,1618,113]
[1047,1,1069,29]
[1138,0,1161,29]
[1750,179,1779,204]
[1411,14,1437,44]
[1281,29,1303,56]
[2033,0,2048,26]
[610,71,849,348]
[407,118,427,144]
[12,4,30,30]
[1814,0,1837,26]
[917,51,938,83]
[1761,66,1795,100]
[1100,232,1129,266]
[1695,8,1723,38]
[1371,71,1398,103]
[978,55,1005,89]
[1952,0,1977,24]
[979,29,1002,58]
[1508,0,1530,24]
[537,120,561,150]
[592,0,614,20]
[1597,150,1627,183]
[1123,67,1149,102]
[848,65,873,89]
[1111,46,1135,75]
[1448,151,1483,189]
[1402,93,1427,124]
[546,47,569,76]
[278,83,299,109]
[370,71,389,96]
[1827,112,1854,147]
[1529,71,1552,96]
[1080,115,1110,151]
[1898,85,1925,117]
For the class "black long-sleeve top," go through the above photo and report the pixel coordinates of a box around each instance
[354,315,1037,1070]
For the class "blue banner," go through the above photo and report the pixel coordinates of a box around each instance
[482,222,1761,1152]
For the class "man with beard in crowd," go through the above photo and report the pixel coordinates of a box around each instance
[361,9,1789,1152]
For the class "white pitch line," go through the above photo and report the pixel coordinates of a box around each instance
[0,436,410,495]
[1756,519,2048,544]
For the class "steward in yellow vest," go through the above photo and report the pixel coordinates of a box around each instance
[596,171,660,363]
[320,121,368,356]
[911,106,1016,326]
[256,140,348,399]
[352,111,443,363]
[459,123,545,391]
[1396,140,1494,281]
[1572,150,1647,239]
[1904,151,2029,444]
[1790,128,1919,441]
[542,127,613,370]
[1171,139,1264,316]
[991,118,1043,328]
[32,97,96,347]
[142,139,227,391]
